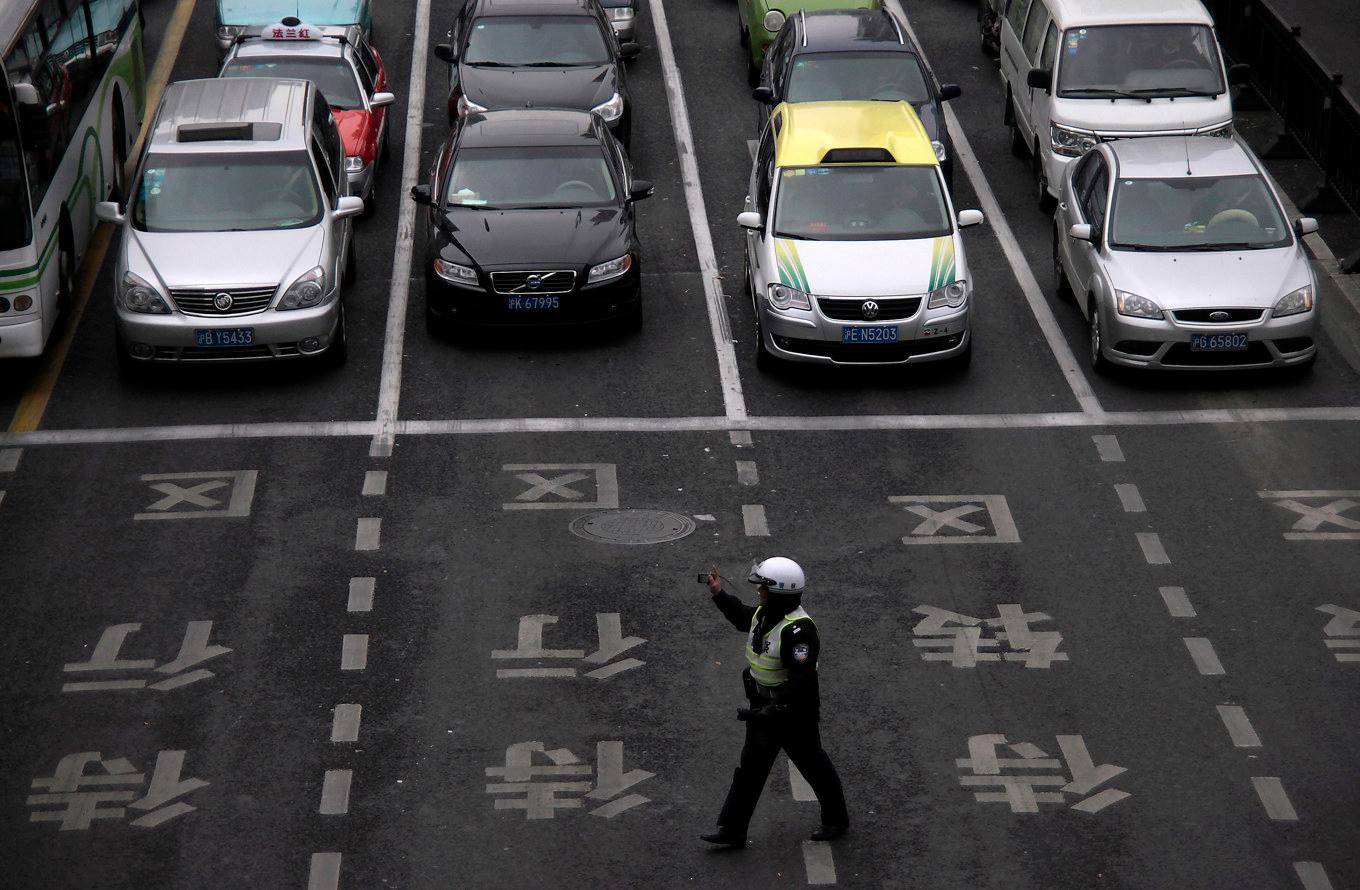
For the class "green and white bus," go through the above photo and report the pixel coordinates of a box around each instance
[0,0,144,357]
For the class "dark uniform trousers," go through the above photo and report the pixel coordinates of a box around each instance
[718,704,849,833]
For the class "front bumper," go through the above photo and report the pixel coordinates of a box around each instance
[116,297,343,361]
[0,316,47,358]
[426,269,641,326]
[1100,304,1318,370]
[347,164,375,203]
[759,297,971,365]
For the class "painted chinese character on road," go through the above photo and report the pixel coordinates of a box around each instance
[912,605,1067,668]
[485,741,653,820]
[492,614,645,679]
[28,751,207,830]
[957,734,1128,814]
[62,622,231,692]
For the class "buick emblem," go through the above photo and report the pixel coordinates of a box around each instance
[526,275,542,289]
[861,300,880,320]
[1209,310,1230,321]
[213,292,233,311]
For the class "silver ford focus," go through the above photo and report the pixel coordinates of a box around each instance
[97,78,364,367]
[1054,136,1319,372]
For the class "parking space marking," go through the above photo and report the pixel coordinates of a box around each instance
[354,518,381,551]
[730,431,753,447]
[134,470,258,521]
[331,705,362,743]
[306,852,342,890]
[743,505,770,537]
[348,577,375,613]
[341,635,369,671]
[1217,705,1263,748]
[802,841,837,885]
[503,463,619,510]
[649,0,748,422]
[1136,533,1170,564]
[1293,861,1335,890]
[1184,638,1226,676]
[1115,484,1146,513]
[1158,587,1197,618]
[736,460,759,486]
[1252,777,1299,821]
[362,471,388,497]
[1092,435,1124,462]
[319,769,353,815]
[0,448,20,471]
[788,761,815,801]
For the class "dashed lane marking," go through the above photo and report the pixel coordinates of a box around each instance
[1136,532,1170,564]
[1217,705,1263,748]
[736,460,759,486]
[362,470,388,496]
[802,841,837,885]
[331,704,362,744]
[354,518,381,551]
[1251,777,1299,821]
[0,448,20,471]
[1293,861,1335,890]
[1115,484,1146,513]
[348,577,375,613]
[1092,435,1124,462]
[743,505,770,537]
[1184,638,1226,676]
[730,431,753,447]
[341,635,369,671]
[319,769,353,815]
[306,852,341,890]
[1158,587,1196,618]
[789,761,815,802]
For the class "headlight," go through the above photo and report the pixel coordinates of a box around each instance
[1115,290,1163,319]
[767,283,810,311]
[456,95,488,118]
[1051,123,1097,158]
[216,25,244,42]
[591,92,625,123]
[118,272,169,314]
[588,254,633,284]
[434,257,480,288]
[607,7,635,21]
[1272,285,1313,317]
[345,156,365,174]
[931,140,947,162]
[927,280,968,309]
[278,266,328,310]
[762,9,786,33]
[1197,121,1234,138]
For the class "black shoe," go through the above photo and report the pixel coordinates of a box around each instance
[699,828,747,848]
[809,824,848,842]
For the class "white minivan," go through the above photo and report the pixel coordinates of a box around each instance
[998,0,1248,208]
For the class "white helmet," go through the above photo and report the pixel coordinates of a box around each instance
[748,557,805,593]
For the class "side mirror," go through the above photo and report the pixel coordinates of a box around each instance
[938,83,962,102]
[95,201,125,224]
[370,91,396,108]
[409,184,433,206]
[751,86,776,105]
[628,179,654,201]
[1026,67,1052,91]
[619,42,641,60]
[1069,222,1094,243]
[1227,63,1250,86]
[433,43,457,64]
[333,195,366,219]
[957,209,984,228]
[1295,217,1319,236]
[11,82,40,105]
[737,210,764,231]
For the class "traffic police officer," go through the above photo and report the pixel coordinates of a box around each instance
[700,557,849,848]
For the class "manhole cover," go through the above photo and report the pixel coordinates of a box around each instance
[570,509,696,545]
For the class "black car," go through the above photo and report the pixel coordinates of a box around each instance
[752,8,962,187]
[435,0,638,146]
[410,109,653,331]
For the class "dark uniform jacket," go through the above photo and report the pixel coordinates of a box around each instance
[712,589,822,719]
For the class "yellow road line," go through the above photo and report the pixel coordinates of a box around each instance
[8,0,199,434]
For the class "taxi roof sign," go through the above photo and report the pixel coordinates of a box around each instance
[265,18,322,39]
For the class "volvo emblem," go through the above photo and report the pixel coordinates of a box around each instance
[526,275,543,289]
[1209,310,1230,321]
[213,292,233,311]
[861,300,880,320]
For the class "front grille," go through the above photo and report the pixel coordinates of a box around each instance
[151,343,298,361]
[489,270,576,295]
[817,297,922,321]
[169,286,277,316]
[777,334,962,363]
[1161,342,1273,367]
[1172,308,1265,324]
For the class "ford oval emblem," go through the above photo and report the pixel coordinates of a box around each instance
[861,300,880,320]
[1209,310,1230,321]
[214,292,233,311]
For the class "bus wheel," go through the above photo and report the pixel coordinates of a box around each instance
[56,217,76,319]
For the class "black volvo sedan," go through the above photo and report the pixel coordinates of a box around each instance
[410,109,653,332]
[435,0,638,146]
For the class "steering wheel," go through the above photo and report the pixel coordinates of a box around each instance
[1164,58,1202,70]
[554,180,596,196]
[869,83,912,101]
[1207,208,1258,228]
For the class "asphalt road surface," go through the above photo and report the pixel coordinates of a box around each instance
[1,0,1358,888]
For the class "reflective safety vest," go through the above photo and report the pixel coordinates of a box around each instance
[745,606,814,687]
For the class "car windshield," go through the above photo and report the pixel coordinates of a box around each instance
[1110,174,1290,251]
[445,146,617,209]
[464,16,610,66]
[774,164,950,240]
[1057,24,1225,98]
[221,57,364,109]
[132,152,323,232]
[786,52,930,104]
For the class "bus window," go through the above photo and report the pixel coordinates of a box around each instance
[87,0,138,86]
[5,28,60,208]
[40,0,97,146]
[0,85,32,250]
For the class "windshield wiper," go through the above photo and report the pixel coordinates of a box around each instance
[1128,87,1222,98]
[1119,243,1184,252]
[464,60,512,67]
[519,61,594,67]
[1178,242,1261,251]
[1060,88,1147,101]
[774,232,826,241]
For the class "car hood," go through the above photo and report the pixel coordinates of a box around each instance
[129,227,325,291]
[1103,245,1308,310]
[460,64,617,113]
[1051,94,1230,133]
[771,235,958,296]
[442,207,628,268]
[219,0,365,25]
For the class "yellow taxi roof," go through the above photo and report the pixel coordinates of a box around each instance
[773,101,937,168]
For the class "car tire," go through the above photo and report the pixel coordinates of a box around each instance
[344,237,358,283]
[1034,144,1056,212]
[747,52,760,88]
[1088,299,1112,375]
[326,304,349,366]
[948,333,973,372]
[425,301,450,338]
[1008,105,1028,158]
[1053,228,1073,301]
[623,296,643,332]
[753,314,774,371]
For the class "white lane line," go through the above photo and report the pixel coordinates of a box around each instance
[886,0,1102,416]
[1136,532,1169,564]
[369,0,433,459]
[802,841,837,885]
[1092,435,1124,462]
[341,634,369,671]
[331,704,362,743]
[1217,705,1262,748]
[319,769,353,815]
[0,448,20,471]
[648,0,748,422]
[355,518,381,551]
[1251,777,1299,821]
[730,430,753,447]
[307,852,342,890]
[362,470,388,496]
[1293,861,1335,890]
[743,504,770,536]
[1158,586,1196,618]
[747,138,758,161]
[348,577,375,613]
[1115,483,1146,513]
[736,460,759,486]
[497,668,579,679]
[1184,637,1226,676]
[789,760,815,801]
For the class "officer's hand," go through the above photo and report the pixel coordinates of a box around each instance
[707,565,723,597]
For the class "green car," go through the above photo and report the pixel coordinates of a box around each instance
[737,0,879,85]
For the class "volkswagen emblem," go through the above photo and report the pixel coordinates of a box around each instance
[1209,310,1230,321]
[861,300,880,320]
[213,292,233,311]
[525,275,543,290]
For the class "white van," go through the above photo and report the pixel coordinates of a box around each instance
[997,0,1247,208]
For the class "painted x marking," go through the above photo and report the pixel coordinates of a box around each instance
[514,472,590,502]
[1274,498,1360,531]
[145,481,228,511]
[905,503,986,535]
